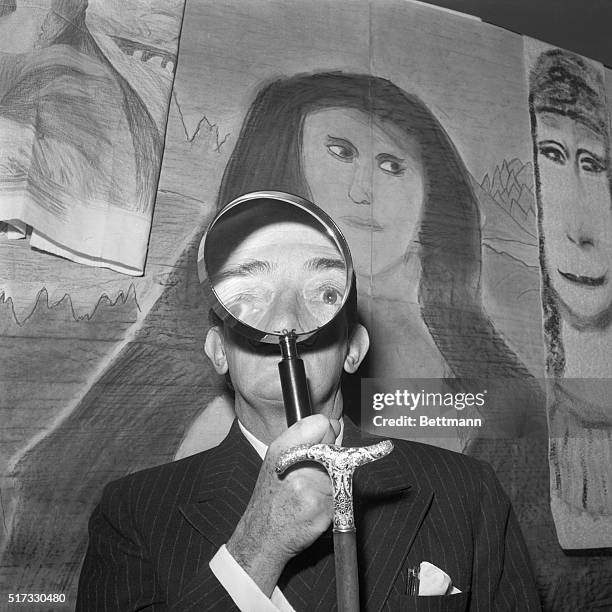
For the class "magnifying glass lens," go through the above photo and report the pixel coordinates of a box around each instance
[207,200,347,336]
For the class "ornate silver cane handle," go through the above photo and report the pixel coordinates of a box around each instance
[276,440,393,532]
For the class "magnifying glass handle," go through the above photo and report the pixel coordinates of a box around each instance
[278,333,312,426]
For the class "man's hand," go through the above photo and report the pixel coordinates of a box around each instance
[227,414,340,596]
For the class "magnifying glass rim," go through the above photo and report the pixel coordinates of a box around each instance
[201,190,355,343]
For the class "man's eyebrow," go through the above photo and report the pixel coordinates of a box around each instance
[303,257,346,272]
[214,260,275,282]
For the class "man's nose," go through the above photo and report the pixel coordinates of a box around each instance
[348,163,372,206]
[259,289,313,333]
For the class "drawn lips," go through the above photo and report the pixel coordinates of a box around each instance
[339,216,383,231]
[558,270,607,287]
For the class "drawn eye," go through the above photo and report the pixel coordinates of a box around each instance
[579,152,607,174]
[537,141,566,165]
[327,143,355,161]
[378,157,406,176]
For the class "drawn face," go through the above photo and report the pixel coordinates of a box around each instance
[302,107,424,280]
[536,112,612,323]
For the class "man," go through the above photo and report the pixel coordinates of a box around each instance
[77,199,540,610]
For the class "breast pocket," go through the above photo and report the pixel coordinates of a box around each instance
[402,590,470,612]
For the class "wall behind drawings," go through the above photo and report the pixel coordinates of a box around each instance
[2,1,609,609]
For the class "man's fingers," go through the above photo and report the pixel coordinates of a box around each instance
[271,414,333,452]
[321,418,340,445]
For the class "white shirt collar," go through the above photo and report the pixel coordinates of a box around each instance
[238,418,345,460]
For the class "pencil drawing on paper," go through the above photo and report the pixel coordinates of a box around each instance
[528,46,612,548]
[210,71,545,448]
[0,0,184,273]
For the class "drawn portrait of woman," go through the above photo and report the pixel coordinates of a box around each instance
[529,48,612,548]
[210,71,544,446]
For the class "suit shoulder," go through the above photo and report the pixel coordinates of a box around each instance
[101,443,223,506]
[390,437,499,490]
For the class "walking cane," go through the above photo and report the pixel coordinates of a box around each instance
[276,441,393,612]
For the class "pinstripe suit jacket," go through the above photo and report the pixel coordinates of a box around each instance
[76,419,540,611]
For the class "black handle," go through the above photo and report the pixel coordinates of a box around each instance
[278,356,312,426]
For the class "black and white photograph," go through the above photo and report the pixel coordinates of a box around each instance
[1,1,611,610]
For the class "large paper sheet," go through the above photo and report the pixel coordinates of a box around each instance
[0,1,185,274]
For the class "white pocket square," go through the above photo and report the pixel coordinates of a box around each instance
[417,561,461,596]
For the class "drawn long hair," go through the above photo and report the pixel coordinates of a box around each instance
[217,71,535,381]
[528,49,610,376]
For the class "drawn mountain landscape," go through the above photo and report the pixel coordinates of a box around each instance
[0,287,139,474]
[473,158,544,376]
[479,158,538,264]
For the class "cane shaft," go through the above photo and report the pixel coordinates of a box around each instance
[333,530,360,612]
[275,442,393,612]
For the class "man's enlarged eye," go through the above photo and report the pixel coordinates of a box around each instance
[537,141,567,165]
[304,281,343,307]
[320,286,341,305]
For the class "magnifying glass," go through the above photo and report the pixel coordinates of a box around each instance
[198,191,354,426]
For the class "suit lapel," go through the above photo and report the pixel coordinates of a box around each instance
[178,420,262,548]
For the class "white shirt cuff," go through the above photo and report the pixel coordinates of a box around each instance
[209,545,295,612]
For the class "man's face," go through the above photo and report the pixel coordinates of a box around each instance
[212,221,347,335]
[219,315,352,420]
[536,112,612,324]
[208,220,362,422]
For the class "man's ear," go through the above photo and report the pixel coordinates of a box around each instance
[204,326,229,374]
[344,323,369,374]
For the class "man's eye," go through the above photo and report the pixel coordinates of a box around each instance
[327,144,355,161]
[306,284,343,306]
[538,142,566,165]
[378,158,405,176]
[320,286,341,305]
[579,153,607,174]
